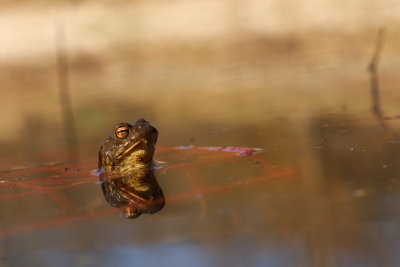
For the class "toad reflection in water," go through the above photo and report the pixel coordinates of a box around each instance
[98,118,165,218]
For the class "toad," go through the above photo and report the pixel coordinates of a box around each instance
[98,118,165,218]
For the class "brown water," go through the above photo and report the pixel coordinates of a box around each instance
[2,114,400,267]
[2,1,400,267]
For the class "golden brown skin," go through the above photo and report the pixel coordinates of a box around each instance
[98,118,165,218]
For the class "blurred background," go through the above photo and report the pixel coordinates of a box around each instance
[2,0,400,266]
[1,0,400,154]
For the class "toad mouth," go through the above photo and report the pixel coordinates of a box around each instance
[115,138,144,160]
[119,186,147,202]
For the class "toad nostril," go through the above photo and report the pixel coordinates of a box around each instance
[135,118,148,125]
[124,206,140,219]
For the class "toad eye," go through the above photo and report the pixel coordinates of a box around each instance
[115,126,129,139]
